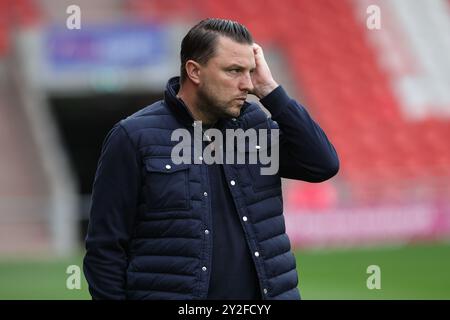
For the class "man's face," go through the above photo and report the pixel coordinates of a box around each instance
[197,36,256,120]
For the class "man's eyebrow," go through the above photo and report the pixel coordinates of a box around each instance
[226,64,256,70]
[226,64,245,69]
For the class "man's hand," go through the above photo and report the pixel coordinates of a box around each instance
[250,43,279,99]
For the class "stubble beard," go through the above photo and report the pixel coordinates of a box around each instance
[197,85,240,121]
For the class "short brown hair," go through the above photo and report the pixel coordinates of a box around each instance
[180,18,253,82]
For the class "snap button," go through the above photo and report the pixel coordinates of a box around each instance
[204,229,209,235]
[230,180,236,186]
[203,192,208,197]
[263,288,268,294]
[254,251,260,257]
[165,164,171,170]
[202,266,207,272]
[242,216,248,222]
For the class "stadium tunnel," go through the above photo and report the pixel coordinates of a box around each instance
[48,91,162,240]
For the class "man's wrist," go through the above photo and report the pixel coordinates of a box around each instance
[259,85,290,118]
[256,81,279,99]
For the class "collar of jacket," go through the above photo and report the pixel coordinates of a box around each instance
[164,76,248,129]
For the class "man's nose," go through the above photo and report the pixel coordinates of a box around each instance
[239,72,254,93]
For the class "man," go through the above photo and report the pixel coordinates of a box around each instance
[83,18,339,300]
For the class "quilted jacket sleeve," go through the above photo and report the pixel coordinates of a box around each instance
[83,122,140,299]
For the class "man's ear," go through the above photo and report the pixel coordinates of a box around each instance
[185,60,202,85]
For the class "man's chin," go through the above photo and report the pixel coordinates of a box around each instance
[228,107,241,118]
[220,103,243,119]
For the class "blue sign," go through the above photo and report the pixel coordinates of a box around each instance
[45,23,168,70]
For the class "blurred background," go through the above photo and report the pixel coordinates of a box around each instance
[0,0,449,299]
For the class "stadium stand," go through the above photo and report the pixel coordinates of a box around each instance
[0,0,52,254]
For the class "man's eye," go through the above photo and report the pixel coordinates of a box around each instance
[229,69,240,73]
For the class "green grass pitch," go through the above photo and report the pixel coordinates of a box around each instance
[0,241,449,299]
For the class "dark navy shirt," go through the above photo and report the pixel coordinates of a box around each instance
[206,162,261,300]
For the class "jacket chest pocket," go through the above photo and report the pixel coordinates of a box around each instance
[240,140,281,192]
[238,140,281,192]
[246,163,281,192]
[143,157,190,211]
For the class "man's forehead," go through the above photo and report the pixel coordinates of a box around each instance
[213,36,255,68]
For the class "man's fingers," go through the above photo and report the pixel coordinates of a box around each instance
[253,44,267,69]
[253,43,263,57]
